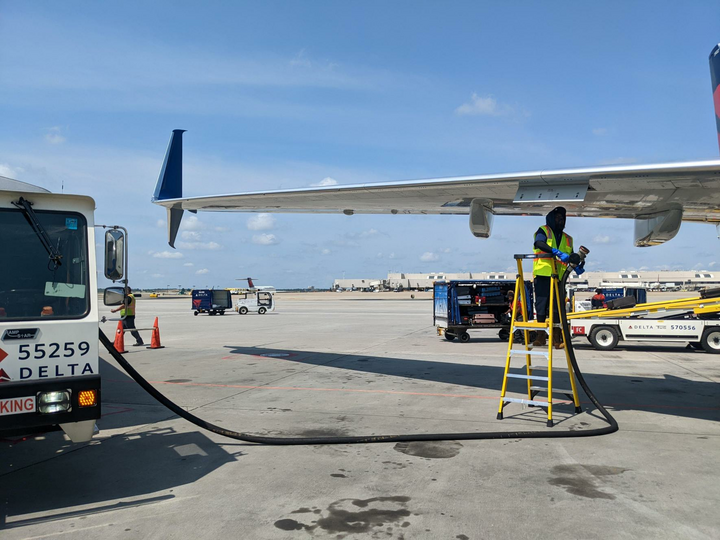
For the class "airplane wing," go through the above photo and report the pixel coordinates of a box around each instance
[152,130,720,248]
[152,44,720,248]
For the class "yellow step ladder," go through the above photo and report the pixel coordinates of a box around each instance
[497,254,582,427]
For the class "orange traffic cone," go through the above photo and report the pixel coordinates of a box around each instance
[114,320,127,353]
[148,317,164,349]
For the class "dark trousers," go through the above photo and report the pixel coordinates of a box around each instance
[533,276,565,323]
[123,316,144,344]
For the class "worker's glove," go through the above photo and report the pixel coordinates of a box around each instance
[551,248,570,263]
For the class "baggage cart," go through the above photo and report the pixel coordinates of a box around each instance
[192,289,232,316]
[434,280,534,343]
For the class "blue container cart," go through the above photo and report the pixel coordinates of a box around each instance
[191,289,232,316]
[434,280,534,343]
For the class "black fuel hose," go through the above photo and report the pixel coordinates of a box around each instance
[99,271,617,445]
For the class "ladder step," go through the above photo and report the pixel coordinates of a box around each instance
[501,397,549,407]
[513,322,561,329]
[507,373,549,381]
[530,385,574,394]
[510,350,549,357]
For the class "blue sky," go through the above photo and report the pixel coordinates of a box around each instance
[1,1,719,289]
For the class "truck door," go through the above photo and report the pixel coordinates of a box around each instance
[258,292,272,307]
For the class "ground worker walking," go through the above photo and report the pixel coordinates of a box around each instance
[532,207,584,349]
[111,286,144,346]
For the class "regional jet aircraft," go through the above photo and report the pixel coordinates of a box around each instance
[153,45,720,249]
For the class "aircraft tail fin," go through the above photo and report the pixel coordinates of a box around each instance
[711,44,720,154]
[153,129,186,247]
[235,278,256,288]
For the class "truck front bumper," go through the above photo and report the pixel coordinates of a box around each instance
[0,375,101,438]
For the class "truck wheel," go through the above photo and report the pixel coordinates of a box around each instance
[194,311,199,316]
[220,311,225,315]
[444,332,456,341]
[209,310,216,316]
[258,307,267,315]
[239,307,248,315]
[589,326,619,351]
[700,328,720,354]
[459,332,471,343]
[498,328,510,341]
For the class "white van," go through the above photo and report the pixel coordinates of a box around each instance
[235,290,275,315]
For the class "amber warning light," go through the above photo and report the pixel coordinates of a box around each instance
[78,390,98,407]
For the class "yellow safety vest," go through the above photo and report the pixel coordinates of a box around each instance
[533,225,573,279]
[121,294,136,317]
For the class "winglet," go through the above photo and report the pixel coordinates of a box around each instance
[153,129,186,247]
[711,44,720,154]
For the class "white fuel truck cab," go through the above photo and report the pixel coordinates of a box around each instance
[0,176,125,443]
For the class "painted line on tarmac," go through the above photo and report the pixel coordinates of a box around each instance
[106,378,719,411]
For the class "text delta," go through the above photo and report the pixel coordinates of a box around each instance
[19,363,94,379]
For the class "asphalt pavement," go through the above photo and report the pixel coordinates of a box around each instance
[1,293,719,539]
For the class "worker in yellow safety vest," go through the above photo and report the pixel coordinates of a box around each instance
[111,286,144,346]
[532,206,585,349]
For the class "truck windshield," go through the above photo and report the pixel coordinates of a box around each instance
[0,208,89,320]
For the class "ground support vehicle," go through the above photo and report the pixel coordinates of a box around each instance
[568,289,720,353]
[192,289,232,316]
[0,178,103,442]
[570,286,647,312]
[434,280,533,343]
[235,289,275,315]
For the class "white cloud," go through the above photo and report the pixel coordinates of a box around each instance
[455,93,513,117]
[311,177,338,187]
[252,233,279,245]
[321,248,331,255]
[177,241,222,250]
[709,261,716,268]
[592,128,608,136]
[359,228,379,238]
[196,268,209,275]
[0,163,25,178]
[420,252,439,262]
[214,226,229,232]
[180,215,205,231]
[247,213,276,231]
[151,273,164,278]
[593,234,613,244]
[389,253,396,259]
[44,126,66,145]
[181,230,202,241]
[289,48,312,68]
[153,251,184,259]
[345,228,381,240]
[183,262,194,267]
[156,219,165,228]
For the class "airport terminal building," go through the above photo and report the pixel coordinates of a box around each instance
[333,270,719,291]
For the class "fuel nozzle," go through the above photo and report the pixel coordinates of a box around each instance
[568,245,590,268]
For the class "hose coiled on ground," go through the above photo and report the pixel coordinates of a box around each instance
[99,270,617,445]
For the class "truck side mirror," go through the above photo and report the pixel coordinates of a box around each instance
[104,286,125,306]
[104,229,125,281]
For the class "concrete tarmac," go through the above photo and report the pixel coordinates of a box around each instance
[1,294,719,539]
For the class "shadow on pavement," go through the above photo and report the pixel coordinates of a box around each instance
[223,344,720,423]
[0,426,242,530]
